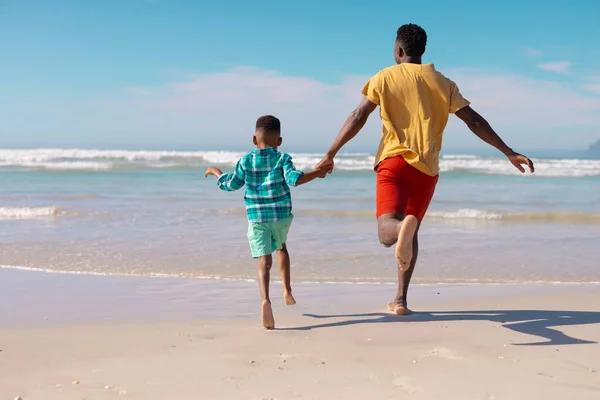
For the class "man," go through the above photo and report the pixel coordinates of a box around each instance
[317,23,534,315]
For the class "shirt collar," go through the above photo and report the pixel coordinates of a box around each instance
[252,147,277,155]
[401,62,435,70]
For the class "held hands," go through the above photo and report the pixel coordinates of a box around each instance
[506,151,535,174]
[315,165,330,178]
[204,167,223,179]
[316,154,335,177]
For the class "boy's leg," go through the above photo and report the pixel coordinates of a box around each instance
[276,243,296,305]
[272,216,295,306]
[249,222,277,329]
[257,254,275,329]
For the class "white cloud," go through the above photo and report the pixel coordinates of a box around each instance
[118,67,374,148]
[582,80,600,95]
[4,66,600,150]
[445,69,600,148]
[449,69,600,125]
[118,66,600,149]
[524,48,543,59]
[537,61,574,74]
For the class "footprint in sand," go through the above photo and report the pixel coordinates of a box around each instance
[422,347,462,360]
[392,376,422,394]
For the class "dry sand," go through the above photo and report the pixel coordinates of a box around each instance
[1,271,599,399]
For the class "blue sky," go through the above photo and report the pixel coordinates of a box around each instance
[1,0,599,152]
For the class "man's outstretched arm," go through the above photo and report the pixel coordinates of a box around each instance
[317,97,377,172]
[455,106,535,173]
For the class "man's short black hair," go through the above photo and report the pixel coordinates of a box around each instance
[396,24,427,56]
[255,115,281,134]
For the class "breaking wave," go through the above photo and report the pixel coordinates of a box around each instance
[216,207,600,225]
[0,149,599,177]
[0,206,64,220]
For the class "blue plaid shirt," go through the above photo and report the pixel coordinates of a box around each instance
[217,147,304,223]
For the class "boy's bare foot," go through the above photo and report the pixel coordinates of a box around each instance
[395,215,418,271]
[284,291,296,306]
[261,300,275,330]
[387,302,410,316]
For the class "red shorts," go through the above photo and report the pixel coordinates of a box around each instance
[375,156,439,221]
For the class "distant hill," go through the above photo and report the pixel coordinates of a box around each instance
[589,138,600,154]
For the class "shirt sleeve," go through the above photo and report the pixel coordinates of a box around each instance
[282,154,304,187]
[448,79,471,114]
[361,71,384,105]
[217,159,246,191]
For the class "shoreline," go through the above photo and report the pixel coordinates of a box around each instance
[3,264,600,287]
[2,268,600,328]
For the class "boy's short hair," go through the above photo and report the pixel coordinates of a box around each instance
[396,24,427,57]
[256,115,281,135]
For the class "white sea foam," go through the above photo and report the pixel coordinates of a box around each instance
[439,157,600,177]
[0,206,63,220]
[427,209,600,224]
[440,154,479,160]
[220,207,600,224]
[0,149,599,176]
[0,161,112,170]
[428,209,504,220]
[2,265,599,285]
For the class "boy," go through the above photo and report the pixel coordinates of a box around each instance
[205,115,327,329]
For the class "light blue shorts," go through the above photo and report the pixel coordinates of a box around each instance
[247,216,293,258]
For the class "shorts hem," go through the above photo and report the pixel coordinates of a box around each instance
[251,244,284,259]
[251,252,272,259]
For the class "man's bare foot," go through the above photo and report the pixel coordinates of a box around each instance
[261,300,275,330]
[284,291,296,306]
[395,215,418,271]
[387,302,410,316]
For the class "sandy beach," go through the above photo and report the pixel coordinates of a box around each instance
[3,1,600,398]
[1,270,599,399]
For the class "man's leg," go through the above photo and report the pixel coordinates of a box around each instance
[387,230,419,315]
[276,243,296,305]
[376,157,437,316]
[257,255,275,329]
[377,212,419,270]
[376,158,418,270]
[378,213,419,315]
[377,212,405,246]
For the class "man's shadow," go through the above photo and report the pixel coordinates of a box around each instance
[280,310,600,346]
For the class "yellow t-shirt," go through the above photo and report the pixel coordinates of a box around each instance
[362,63,470,176]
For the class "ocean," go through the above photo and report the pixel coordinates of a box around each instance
[1,148,599,284]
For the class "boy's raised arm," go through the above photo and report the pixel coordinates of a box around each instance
[204,167,223,178]
[455,106,535,174]
[205,160,246,191]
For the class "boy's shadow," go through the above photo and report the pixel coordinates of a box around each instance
[280,309,600,346]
